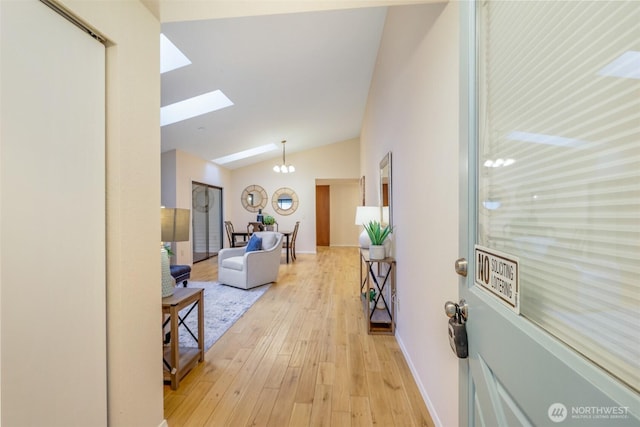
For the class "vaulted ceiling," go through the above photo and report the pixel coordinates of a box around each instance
[154,1,440,169]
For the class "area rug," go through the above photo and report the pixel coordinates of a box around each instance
[177,281,271,351]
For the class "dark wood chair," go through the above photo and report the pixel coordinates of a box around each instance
[283,221,300,261]
[247,222,264,235]
[224,221,248,247]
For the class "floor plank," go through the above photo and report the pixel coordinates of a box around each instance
[164,247,435,426]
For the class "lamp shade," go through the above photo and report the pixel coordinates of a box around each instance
[355,206,381,249]
[355,206,380,225]
[161,208,190,242]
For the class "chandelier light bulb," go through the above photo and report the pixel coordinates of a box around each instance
[274,140,295,173]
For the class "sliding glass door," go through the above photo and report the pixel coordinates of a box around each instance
[192,182,223,262]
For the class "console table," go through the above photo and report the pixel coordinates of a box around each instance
[162,287,204,389]
[360,249,396,334]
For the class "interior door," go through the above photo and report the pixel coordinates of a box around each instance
[458,2,639,426]
[1,1,107,425]
[316,185,330,246]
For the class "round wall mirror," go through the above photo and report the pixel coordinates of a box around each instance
[271,187,299,215]
[241,185,267,212]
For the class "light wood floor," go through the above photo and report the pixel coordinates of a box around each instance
[163,246,435,426]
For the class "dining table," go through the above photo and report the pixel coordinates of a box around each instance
[230,231,249,247]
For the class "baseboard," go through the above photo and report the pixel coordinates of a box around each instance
[395,331,445,427]
[158,419,169,427]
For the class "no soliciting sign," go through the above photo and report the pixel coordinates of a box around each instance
[474,245,519,314]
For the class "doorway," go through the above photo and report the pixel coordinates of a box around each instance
[316,185,330,246]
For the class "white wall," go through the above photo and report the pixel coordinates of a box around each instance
[230,138,361,253]
[360,3,460,426]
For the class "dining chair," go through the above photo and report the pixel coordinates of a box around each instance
[284,221,300,261]
[247,221,264,235]
[224,221,248,247]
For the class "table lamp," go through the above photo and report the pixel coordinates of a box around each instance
[161,207,190,297]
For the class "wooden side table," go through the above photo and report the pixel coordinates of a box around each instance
[162,287,204,389]
[360,249,396,335]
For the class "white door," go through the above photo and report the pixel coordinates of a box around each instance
[457,1,639,426]
[1,1,106,425]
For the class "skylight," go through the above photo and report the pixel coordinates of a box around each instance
[160,34,191,74]
[598,51,640,80]
[161,90,234,126]
[212,144,279,165]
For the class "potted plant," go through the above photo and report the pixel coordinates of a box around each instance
[263,214,276,231]
[364,220,392,260]
[368,288,376,310]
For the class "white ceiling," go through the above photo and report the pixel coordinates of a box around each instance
[160,7,388,169]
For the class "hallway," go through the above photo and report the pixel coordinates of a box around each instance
[163,246,435,426]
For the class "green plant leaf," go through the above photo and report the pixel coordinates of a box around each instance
[363,220,392,245]
[263,215,275,225]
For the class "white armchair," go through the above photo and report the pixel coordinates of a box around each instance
[217,231,284,289]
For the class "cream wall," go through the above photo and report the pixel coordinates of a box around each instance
[147,0,442,22]
[360,3,459,427]
[162,149,233,265]
[161,140,360,261]
[328,180,361,247]
[51,1,164,426]
[229,138,361,252]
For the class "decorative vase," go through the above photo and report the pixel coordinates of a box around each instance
[265,225,274,231]
[161,246,175,297]
[369,245,385,260]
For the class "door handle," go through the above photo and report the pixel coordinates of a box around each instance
[454,258,468,277]
[444,299,468,321]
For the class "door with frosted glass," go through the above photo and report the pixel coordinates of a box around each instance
[192,182,222,262]
[458,2,639,426]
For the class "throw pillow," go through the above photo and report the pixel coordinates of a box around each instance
[245,234,263,252]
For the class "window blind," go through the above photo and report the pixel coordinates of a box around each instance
[478,0,639,392]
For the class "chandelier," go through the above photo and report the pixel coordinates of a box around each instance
[273,140,295,173]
